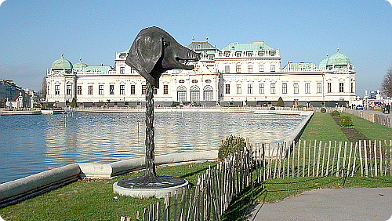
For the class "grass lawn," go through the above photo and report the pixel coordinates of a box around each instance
[0,162,217,221]
[341,112,392,140]
[299,112,348,142]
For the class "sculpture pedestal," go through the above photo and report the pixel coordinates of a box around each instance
[113,176,188,198]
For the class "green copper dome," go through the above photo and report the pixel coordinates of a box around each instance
[73,58,88,70]
[326,49,350,66]
[318,56,329,69]
[319,49,351,69]
[51,54,73,70]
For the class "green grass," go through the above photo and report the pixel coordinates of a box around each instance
[341,112,392,140]
[0,161,217,221]
[260,176,392,203]
[300,112,348,142]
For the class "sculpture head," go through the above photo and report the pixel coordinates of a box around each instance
[126,26,200,88]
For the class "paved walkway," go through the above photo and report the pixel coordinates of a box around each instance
[250,187,392,221]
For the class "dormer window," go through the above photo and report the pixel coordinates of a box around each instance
[235,51,242,57]
[247,51,253,57]
[258,51,265,56]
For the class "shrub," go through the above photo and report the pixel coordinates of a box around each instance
[218,135,246,160]
[270,107,275,110]
[276,97,285,107]
[320,108,327,113]
[297,105,304,108]
[339,116,353,127]
[330,110,340,117]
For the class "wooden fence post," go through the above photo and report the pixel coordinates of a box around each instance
[364,140,369,177]
[359,140,364,176]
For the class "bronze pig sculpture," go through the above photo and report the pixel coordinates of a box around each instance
[126,26,200,88]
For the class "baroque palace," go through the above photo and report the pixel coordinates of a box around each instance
[45,40,356,108]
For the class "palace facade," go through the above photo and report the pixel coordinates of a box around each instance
[45,40,356,108]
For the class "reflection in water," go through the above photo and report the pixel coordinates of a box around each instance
[0,112,304,184]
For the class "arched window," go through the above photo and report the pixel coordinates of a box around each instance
[190,85,200,102]
[203,86,214,101]
[177,86,187,102]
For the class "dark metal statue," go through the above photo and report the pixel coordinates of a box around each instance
[122,26,199,184]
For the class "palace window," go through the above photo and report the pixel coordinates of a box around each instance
[225,84,230,94]
[203,86,214,101]
[120,85,125,95]
[77,86,82,95]
[153,87,157,95]
[328,83,332,93]
[110,85,115,95]
[224,65,230,73]
[259,83,264,94]
[282,83,287,94]
[179,79,185,83]
[259,65,264,72]
[190,85,200,102]
[236,64,241,73]
[305,83,311,94]
[99,85,104,95]
[339,83,344,92]
[55,85,60,95]
[270,65,275,72]
[163,85,169,95]
[236,84,242,94]
[235,51,242,57]
[317,82,322,94]
[142,85,146,94]
[192,79,198,83]
[131,85,136,95]
[351,82,354,93]
[294,83,299,94]
[177,86,187,102]
[88,86,93,95]
[120,67,125,74]
[66,85,72,95]
[270,83,276,94]
[247,83,253,94]
[248,65,253,73]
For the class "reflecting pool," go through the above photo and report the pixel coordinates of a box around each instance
[0,112,305,184]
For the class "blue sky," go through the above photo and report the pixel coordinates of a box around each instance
[0,0,391,96]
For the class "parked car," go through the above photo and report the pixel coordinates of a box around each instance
[356,105,363,110]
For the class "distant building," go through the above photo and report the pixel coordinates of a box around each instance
[45,41,356,108]
[0,80,32,108]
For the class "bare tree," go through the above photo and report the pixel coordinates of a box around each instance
[381,67,392,98]
[41,77,47,99]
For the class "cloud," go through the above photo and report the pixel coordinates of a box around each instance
[0,0,6,7]
[387,0,392,6]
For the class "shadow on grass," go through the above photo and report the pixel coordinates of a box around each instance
[221,183,266,221]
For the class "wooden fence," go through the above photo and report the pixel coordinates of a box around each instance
[254,140,392,180]
[121,140,391,221]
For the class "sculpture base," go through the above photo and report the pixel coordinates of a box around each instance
[113,176,188,198]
